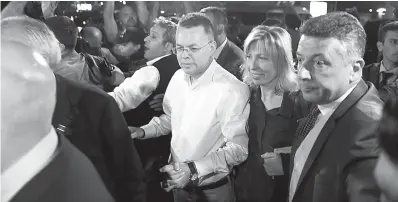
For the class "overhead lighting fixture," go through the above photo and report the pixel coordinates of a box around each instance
[369,9,372,12]
[123,1,126,5]
[100,2,103,5]
[310,1,327,17]
[377,8,386,13]
[77,3,92,11]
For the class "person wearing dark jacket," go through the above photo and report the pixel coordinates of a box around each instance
[1,40,114,202]
[45,16,125,89]
[1,15,147,202]
[363,21,398,102]
[200,7,245,80]
[234,25,307,202]
[289,12,382,202]
[52,75,147,202]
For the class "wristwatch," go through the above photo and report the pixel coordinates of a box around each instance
[187,161,199,185]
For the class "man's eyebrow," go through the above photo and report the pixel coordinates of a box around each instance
[176,43,198,47]
[296,52,324,58]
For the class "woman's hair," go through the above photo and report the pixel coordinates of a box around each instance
[379,96,398,163]
[241,25,298,94]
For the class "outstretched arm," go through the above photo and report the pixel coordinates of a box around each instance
[103,1,119,44]
[146,1,159,30]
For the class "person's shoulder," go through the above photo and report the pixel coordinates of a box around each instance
[227,40,245,58]
[57,75,112,102]
[351,83,384,123]
[214,64,249,94]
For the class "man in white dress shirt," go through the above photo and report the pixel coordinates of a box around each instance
[130,13,250,202]
[109,16,179,113]
[288,12,382,202]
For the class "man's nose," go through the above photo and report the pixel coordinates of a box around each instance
[298,66,312,80]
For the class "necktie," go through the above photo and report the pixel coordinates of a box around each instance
[380,72,394,87]
[294,105,321,143]
[289,105,321,202]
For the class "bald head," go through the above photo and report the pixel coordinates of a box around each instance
[81,26,103,48]
[1,40,56,172]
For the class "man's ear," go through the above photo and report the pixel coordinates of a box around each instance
[217,24,225,35]
[59,43,65,52]
[377,41,384,52]
[164,42,173,53]
[350,58,365,82]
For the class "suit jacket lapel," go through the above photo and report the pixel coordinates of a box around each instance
[216,40,230,67]
[294,80,369,193]
[11,133,67,202]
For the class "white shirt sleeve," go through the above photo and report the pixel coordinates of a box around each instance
[140,77,173,138]
[194,84,250,178]
[108,65,160,112]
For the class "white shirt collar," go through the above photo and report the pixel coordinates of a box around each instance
[146,54,171,66]
[317,83,358,116]
[213,38,228,59]
[184,59,218,87]
[1,127,58,202]
[380,61,387,73]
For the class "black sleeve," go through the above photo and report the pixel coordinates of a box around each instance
[101,97,147,202]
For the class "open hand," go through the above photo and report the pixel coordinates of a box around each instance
[261,152,284,176]
[149,93,164,112]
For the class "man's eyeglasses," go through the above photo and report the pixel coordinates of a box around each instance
[173,41,212,55]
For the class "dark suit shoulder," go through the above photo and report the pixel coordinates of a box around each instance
[227,40,245,60]
[56,74,113,103]
[352,82,383,121]
[362,63,380,81]
[11,133,114,202]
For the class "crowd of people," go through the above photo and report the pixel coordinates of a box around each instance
[1,1,398,202]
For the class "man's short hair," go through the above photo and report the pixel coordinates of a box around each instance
[178,12,215,41]
[45,16,78,50]
[153,16,177,46]
[1,16,61,68]
[378,21,398,42]
[379,96,398,163]
[299,12,366,61]
[200,7,228,33]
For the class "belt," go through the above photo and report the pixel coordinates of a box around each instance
[199,177,229,190]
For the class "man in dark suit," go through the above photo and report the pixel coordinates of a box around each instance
[289,12,382,202]
[1,15,146,202]
[200,7,245,80]
[363,21,398,102]
[52,75,147,202]
[1,40,114,202]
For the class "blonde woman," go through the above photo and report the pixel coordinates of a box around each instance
[234,25,308,202]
